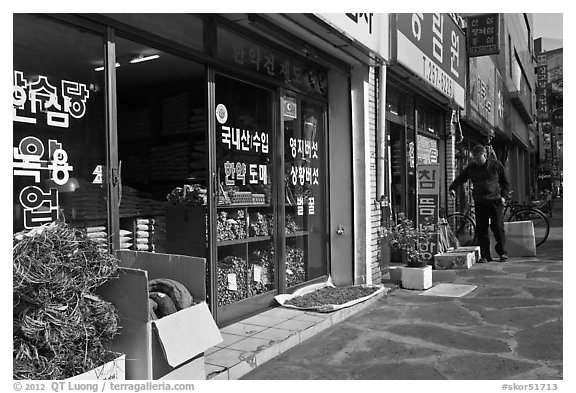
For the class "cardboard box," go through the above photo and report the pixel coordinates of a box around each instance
[98,251,223,380]
[434,252,475,270]
[68,355,126,380]
[489,221,536,257]
[401,266,432,290]
[447,246,480,262]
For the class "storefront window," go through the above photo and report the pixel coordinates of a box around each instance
[114,36,207,256]
[417,134,439,164]
[13,15,107,246]
[215,75,276,309]
[282,95,328,287]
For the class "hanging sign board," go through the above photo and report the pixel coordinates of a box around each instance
[395,14,466,108]
[466,14,500,57]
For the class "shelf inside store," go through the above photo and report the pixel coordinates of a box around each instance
[217,235,271,247]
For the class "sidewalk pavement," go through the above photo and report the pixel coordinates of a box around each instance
[240,198,563,380]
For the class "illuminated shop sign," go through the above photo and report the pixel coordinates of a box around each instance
[395,13,466,107]
[466,14,500,57]
[13,71,91,128]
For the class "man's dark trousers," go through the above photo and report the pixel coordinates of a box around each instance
[475,199,507,259]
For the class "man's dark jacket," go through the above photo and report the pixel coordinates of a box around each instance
[449,158,510,203]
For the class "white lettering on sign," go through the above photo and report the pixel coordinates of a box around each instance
[92,165,103,184]
[432,14,444,63]
[412,13,424,41]
[13,70,90,128]
[423,56,454,99]
[221,126,269,154]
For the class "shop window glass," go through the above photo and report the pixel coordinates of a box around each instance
[101,13,203,52]
[114,36,207,257]
[282,95,328,287]
[13,15,108,246]
[417,134,439,164]
[215,75,276,308]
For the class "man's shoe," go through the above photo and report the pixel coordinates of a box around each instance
[478,258,489,263]
[499,254,508,262]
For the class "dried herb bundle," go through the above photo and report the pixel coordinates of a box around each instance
[285,286,379,309]
[13,222,120,380]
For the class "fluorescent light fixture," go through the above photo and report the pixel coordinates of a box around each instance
[129,54,160,64]
[95,63,120,72]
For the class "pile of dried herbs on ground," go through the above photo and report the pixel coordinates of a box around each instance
[285,286,379,309]
[13,222,120,380]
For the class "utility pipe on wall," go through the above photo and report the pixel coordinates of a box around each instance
[376,64,389,222]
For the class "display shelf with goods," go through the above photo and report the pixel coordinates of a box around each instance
[215,203,276,307]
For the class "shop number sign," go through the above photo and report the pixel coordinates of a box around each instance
[417,164,440,262]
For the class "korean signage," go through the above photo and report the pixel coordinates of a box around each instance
[13,136,74,229]
[219,123,270,187]
[467,56,495,127]
[13,70,91,128]
[494,68,511,134]
[315,13,389,60]
[466,14,500,57]
[395,14,466,108]
[536,60,548,120]
[218,28,328,96]
[417,164,440,262]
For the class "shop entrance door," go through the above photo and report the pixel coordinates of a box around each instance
[212,74,278,326]
[388,120,416,221]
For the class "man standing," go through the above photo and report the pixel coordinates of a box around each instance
[449,144,511,262]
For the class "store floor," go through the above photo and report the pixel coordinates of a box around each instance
[204,289,392,380]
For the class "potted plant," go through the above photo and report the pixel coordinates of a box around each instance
[381,213,432,289]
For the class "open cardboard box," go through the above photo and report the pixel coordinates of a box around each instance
[68,354,126,380]
[98,251,223,380]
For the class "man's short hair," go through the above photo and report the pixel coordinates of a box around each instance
[471,145,487,155]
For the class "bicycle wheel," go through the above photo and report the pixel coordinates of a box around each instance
[508,208,550,247]
[446,213,476,246]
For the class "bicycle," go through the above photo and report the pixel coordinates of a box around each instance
[446,193,550,247]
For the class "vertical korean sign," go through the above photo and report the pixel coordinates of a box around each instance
[417,164,440,263]
[395,14,466,108]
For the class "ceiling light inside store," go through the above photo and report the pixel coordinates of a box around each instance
[129,54,160,64]
[95,63,120,72]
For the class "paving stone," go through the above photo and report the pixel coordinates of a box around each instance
[401,302,482,326]
[479,307,562,329]
[515,321,563,361]
[525,271,563,281]
[386,324,510,353]
[459,297,559,310]
[434,354,536,379]
[353,362,447,380]
[471,287,524,297]
[524,286,563,299]
[345,337,443,363]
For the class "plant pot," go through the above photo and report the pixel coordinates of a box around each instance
[401,265,432,290]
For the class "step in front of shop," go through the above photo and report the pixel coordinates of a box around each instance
[204,290,390,380]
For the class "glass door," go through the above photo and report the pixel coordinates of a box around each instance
[213,74,277,325]
[281,93,328,290]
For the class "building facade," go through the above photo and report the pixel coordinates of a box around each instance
[534,40,563,195]
[12,13,539,332]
